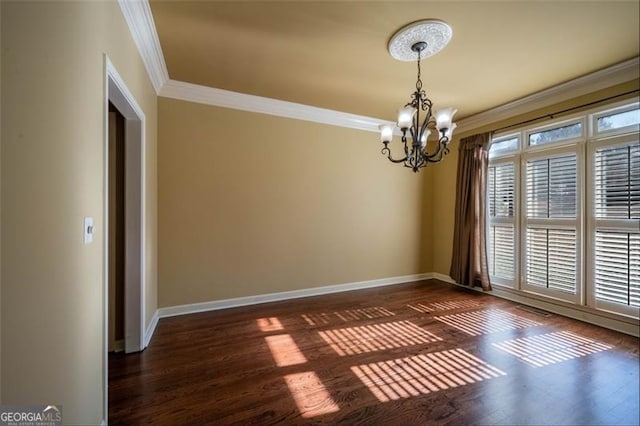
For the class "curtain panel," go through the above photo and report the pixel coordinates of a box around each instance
[450,132,492,290]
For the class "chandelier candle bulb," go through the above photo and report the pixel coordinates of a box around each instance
[397,107,417,130]
[435,107,458,133]
[379,124,395,143]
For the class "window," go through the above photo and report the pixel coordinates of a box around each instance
[522,150,581,302]
[595,107,640,135]
[488,162,516,282]
[590,137,639,315]
[488,136,519,286]
[488,100,639,318]
[489,137,518,159]
[528,121,582,147]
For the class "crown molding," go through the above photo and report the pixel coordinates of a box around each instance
[118,0,169,94]
[160,79,387,133]
[117,0,637,135]
[456,57,640,134]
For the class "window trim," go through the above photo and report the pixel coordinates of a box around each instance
[520,145,584,305]
[487,99,639,319]
[489,133,521,160]
[487,157,519,288]
[585,133,640,318]
[524,117,586,153]
[591,101,640,138]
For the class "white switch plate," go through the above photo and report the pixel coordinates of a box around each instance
[84,217,94,244]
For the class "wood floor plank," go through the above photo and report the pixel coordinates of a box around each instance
[109,280,640,425]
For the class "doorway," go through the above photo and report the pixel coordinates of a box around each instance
[108,103,126,353]
[104,56,146,422]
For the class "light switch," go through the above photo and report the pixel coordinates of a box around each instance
[84,217,94,244]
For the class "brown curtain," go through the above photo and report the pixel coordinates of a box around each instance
[449,132,492,290]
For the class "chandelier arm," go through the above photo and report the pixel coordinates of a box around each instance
[402,131,411,157]
[418,117,432,149]
[422,146,442,161]
[422,137,450,162]
[381,144,409,164]
[409,125,417,148]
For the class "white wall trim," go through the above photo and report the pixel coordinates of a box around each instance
[431,273,639,337]
[117,0,169,94]
[456,57,640,134]
[160,79,388,133]
[144,310,159,348]
[431,272,457,285]
[106,59,147,355]
[142,271,638,346]
[157,273,433,319]
[104,54,148,424]
[117,0,638,135]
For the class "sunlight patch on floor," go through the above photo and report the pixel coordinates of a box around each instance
[407,299,481,314]
[284,372,340,418]
[265,334,308,367]
[434,309,541,336]
[318,320,442,356]
[351,348,506,402]
[257,317,284,332]
[302,307,395,326]
[492,330,612,367]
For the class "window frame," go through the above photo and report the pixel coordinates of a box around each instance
[488,100,640,319]
[487,133,520,288]
[591,102,640,139]
[520,143,584,304]
[525,117,585,152]
[586,132,640,317]
[487,156,520,287]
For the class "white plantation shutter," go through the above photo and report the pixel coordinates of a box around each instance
[595,144,640,220]
[488,162,516,283]
[526,227,577,293]
[549,156,578,218]
[524,153,579,297]
[593,142,640,309]
[489,163,515,217]
[489,225,515,279]
[595,231,639,307]
[487,102,638,318]
[526,159,549,218]
[526,156,577,218]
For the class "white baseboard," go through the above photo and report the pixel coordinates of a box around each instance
[431,273,639,337]
[143,271,638,346]
[144,310,159,348]
[431,272,457,285]
[157,273,434,319]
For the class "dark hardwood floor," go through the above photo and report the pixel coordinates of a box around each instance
[109,280,640,425]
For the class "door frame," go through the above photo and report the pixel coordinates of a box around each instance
[103,55,147,421]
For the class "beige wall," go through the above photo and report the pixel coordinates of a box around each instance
[158,97,433,307]
[1,1,157,423]
[431,79,640,276]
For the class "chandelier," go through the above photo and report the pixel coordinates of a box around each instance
[379,20,457,173]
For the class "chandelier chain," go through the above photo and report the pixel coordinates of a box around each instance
[415,50,423,91]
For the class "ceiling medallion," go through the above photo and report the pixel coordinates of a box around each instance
[388,19,453,61]
[379,19,457,173]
